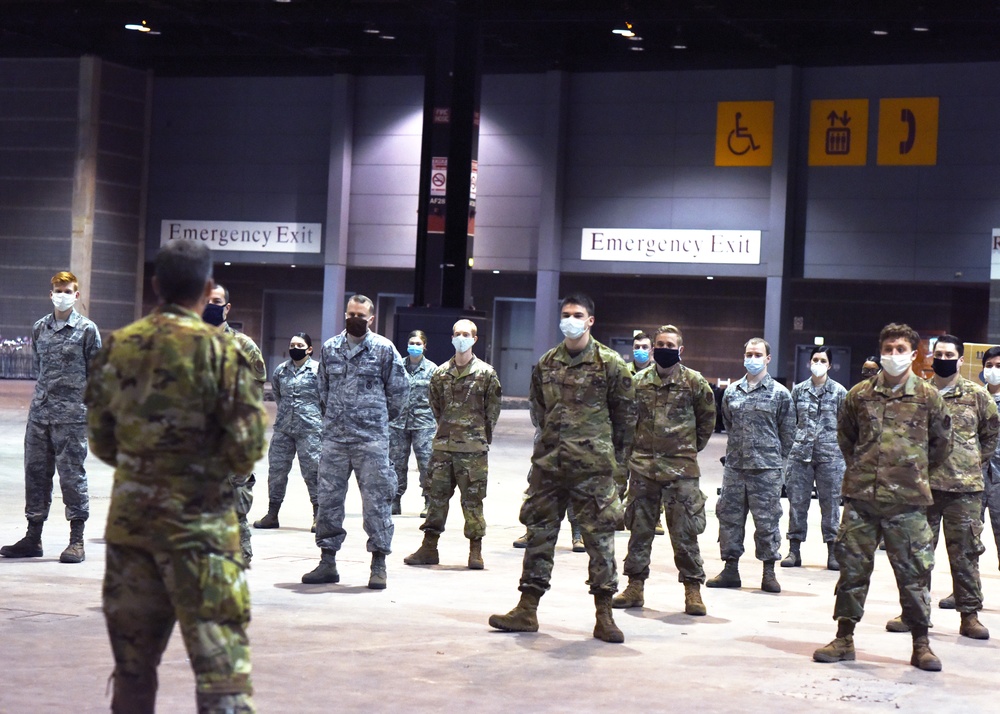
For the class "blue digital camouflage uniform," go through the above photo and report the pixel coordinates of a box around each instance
[421,355,502,539]
[785,376,848,543]
[389,355,438,502]
[984,390,1000,568]
[22,308,101,526]
[718,373,794,562]
[266,356,323,509]
[832,372,952,628]
[85,303,266,714]
[518,338,636,596]
[926,376,999,613]
[223,323,266,564]
[624,363,716,584]
[314,330,408,560]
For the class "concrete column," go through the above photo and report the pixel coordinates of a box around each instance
[71,56,100,315]
[533,71,569,359]
[321,76,354,342]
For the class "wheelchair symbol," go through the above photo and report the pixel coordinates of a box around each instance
[727,112,761,155]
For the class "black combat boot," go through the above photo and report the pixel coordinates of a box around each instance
[368,552,387,589]
[311,503,318,533]
[60,519,85,563]
[253,502,281,529]
[302,551,339,584]
[489,591,541,632]
[706,559,741,588]
[761,560,781,593]
[826,541,840,571]
[1,520,43,558]
[780,539,801,567]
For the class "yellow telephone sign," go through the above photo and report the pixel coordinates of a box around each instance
[808,99,869,166]
[715,101,774,167]
[877,97,939,166]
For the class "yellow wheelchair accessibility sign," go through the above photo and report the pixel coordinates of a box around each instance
[715,101,774,167]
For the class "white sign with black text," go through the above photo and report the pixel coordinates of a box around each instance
[161,220,322,254]
[581,228,761,265]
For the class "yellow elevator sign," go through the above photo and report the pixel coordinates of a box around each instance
[715,101,774,167]
[877,97,939,166]
[808,99,869,166]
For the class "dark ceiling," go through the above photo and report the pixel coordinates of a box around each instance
[2,1,1000,77]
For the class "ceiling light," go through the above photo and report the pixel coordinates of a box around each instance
[378,34,396,41]
[612,21,634,37]
[671,25,687,50]
[290,264,296,268]
[224,262,231,266]
[706,276,714,280]
[912,24,929,32]
[871,28,889,36]
[672,42,687,50]
[363,24,380,34]
[492,270,500,274]
[630,46,644,52]
[124,21,152,33]
[627,35,643,42]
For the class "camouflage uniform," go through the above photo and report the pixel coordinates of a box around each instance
[833,373,952,627]
[718,373,794,562]
[518,339,635,596]
[926,376,999,613]
[785,377,848,543]
[421,355,502,539]
[624,363,716,583]
[267,356,322,510]
[984,390,1000,567]
[389,356,438,502]
[85,303,266,714]
[223,323,266,564]
[314,330,408,559]
[18,310,102,531]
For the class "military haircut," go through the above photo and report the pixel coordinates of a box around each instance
[453,319,477,336]
[633,331,649,344]
[293,332,312,348]
[810,345,834,367]
[560,293,595,317]
[654,324,683,346]
[745,337,770,355]
[155,241,212,304]
[982,346,1000,367]
[408,329,428,345]
[51,270,78,290]
[212,282,231,305]
[347,294,375,315]
[879,322,920,351]
[935,333,963,355]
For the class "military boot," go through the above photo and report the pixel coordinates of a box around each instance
[391,497,402,516]
[420,496,428,519]
[310,503,318,533]
[368,552,387,589]
[468,538,484,570]
[253,502,281,529]
[512,532,529,548]
[960,612,990,640]
[813,620,856,662]
[489,591,541,632]
[654,513,665,536]
[612,577,644,609]
[684,581,707,616]
[885,615,910,633]
[59,519,85,564]
[761,560,781,593]
[594,593,625,643]
[938,593,956,609]
[706,559,741,588]
[1,521,43,559]
[302,552,339,584]
[571,523,585,553]
[404,533,440,565]
[910,627,942,671]
[826,541,840,571]
[780,540,801,568]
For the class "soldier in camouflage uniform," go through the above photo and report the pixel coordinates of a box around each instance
[613,325,716,616]
[302,295,408,590]
[253,332,322,531]
[389,330,438,516]
[707,337,794,593]
[884,335,998,639]
[204,284,267,565]
[85,240,266,713]
[781,346,847,571]
[627,330,664,535]
[1,270,101,564]
[814,323,952,672]
[981,346,1000,570]
[490,294,635,643]
[404,319,501,569]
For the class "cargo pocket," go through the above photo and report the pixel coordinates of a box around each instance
[197,552,250,625]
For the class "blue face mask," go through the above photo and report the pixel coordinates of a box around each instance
[407,344,424,358]
[744,356,766,376]
[633,348,649,364]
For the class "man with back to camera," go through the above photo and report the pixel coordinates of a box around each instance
[883,334,998,639]
[489,293,635,643]
[203,283,267,565]
[980,345,1000,573]
[404,318,502,569]
[2,270,101,563]
[707,337,794,593]
[302,294,408,589]
[814,322,952,671]
[613,324,716,616]
[85,240,266,712]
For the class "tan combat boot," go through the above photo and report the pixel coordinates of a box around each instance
[612,577,644,609]
[404,533,440,565]
[706,559,741,588]
[594,593,625,643]
[960,612,990,640]
[684,581,707,616]
[813,620,856,663]
[59,519,85,564]
[468,538,484,570]
[368,552,387,589]
[489,591,541,632]
[910,627,942,671]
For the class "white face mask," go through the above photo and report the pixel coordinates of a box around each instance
[452,335,475,354]
[984,367,1000,386]
[559,317,588,340]
[880,352,913,377]
[810,362,829,378]
[51,292,77,312]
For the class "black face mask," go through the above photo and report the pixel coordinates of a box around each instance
[653,347,681,369]
[345,316,369,337]
[932,358,959,378]
[289,347,308,362]
[202,303,226,326]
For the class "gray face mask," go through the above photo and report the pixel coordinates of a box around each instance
[452,335,475,354]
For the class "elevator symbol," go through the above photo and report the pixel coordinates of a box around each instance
[825,111,851,155]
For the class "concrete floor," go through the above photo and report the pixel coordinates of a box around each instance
[1,379,998,713]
